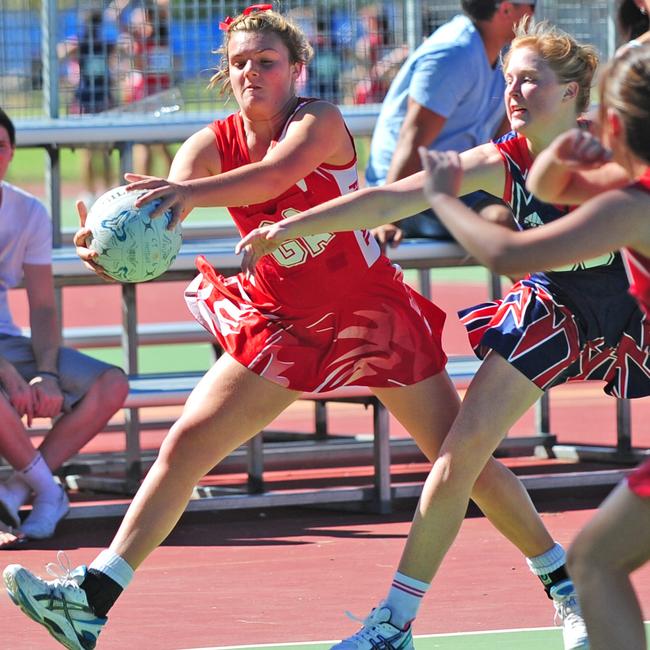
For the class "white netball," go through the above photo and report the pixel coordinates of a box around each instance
[85,186,182,283]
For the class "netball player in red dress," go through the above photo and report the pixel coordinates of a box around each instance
[0,8,561,650]
[415,44,650,650]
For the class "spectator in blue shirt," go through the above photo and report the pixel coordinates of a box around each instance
[368,0,536,248]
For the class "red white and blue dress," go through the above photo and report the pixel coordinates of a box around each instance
[623,167,650,498]
[460,132,650,398]
[185,99,447,392]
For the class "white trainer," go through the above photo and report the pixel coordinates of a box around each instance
[20,485,70,539]
[551,579,590,649]
[330,605,414,650]
[3,552,106,650]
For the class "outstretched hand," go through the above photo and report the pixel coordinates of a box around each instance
[372,224,404,252]
[124,173,189,229]
[548,128,612,169]
[418,147,464,204]
[72,200,115,282]
[235,222,291,276]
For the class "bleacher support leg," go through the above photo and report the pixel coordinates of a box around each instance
[314,401,328,439]
[247,432,265,494]
[373,402,392,514]
[616,398,632,454]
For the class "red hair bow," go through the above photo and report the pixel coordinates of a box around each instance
[219,4,273,31]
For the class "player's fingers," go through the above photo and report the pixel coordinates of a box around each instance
[133,186,166,208]
[418,146,433,172]
[167,206,182,230]
[149,194,175,219]
[73,226,93,248]
[390,228,404,248]
[76,200,88,227]
[124,172,153,184]
[235,234,253,255]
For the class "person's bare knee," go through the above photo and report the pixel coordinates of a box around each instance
[86,368,129,415]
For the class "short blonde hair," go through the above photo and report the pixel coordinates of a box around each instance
[209,8,314,94]
[503,19,599,114]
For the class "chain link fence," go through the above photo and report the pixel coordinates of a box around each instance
[1,0,619,122]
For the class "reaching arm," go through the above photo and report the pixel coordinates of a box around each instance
[235,142,505,268]
[526,129,631,204]
[126,101,354,225]
[419,148,647,276]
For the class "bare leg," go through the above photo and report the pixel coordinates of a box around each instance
[396,353,544,582]
[109,355,300,569]
[568,482,650,650]
[374,368,553,562]
[38,368,128,471]
[0,394,41,469]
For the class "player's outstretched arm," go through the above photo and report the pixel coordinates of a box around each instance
[419,147,644,276]
[127,102,355,222]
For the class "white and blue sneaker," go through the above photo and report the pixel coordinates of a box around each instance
[550,579,590,649]
[330,605,414,649]
[3,552,106,650]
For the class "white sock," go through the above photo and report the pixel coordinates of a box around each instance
[526,542,567,576]
[90,549,134,590]
[384,570,430,628]
[18,453,58,501]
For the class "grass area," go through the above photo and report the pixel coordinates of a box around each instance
[85,342,215,374]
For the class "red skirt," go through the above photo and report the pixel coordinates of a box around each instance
[184,255,447,392]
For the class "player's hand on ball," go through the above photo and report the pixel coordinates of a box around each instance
[236,223,290,276]
[418,147,464,202]
[548,128,612,169]
[73,200,115,282]
[125,173,189,229]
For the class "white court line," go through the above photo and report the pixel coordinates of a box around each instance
[177,625,563,650]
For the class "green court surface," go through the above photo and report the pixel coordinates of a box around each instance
[183,625,650,650]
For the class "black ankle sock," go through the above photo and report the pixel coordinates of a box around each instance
[80,569,123,618]
[537,564,570,599]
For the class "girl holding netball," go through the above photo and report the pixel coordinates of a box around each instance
[236,20,648,650]
[416,44,650,650]
[2,8,573,650]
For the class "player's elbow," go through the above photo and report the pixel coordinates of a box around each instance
[480,242,527,276]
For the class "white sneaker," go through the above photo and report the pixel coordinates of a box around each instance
[20,486,69,539]
[0,482,21,529]
[3,553,106,650]
[330,605,414,649]
[551,579,590,649]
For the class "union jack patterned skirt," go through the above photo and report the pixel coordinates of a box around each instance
[185,255,447,393]
[459,277,650,398]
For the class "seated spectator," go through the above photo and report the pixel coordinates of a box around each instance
[0,108,128,548]
[366,1,536,249]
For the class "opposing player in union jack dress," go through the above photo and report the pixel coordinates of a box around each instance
[238,21,610,650]
[0,8,561,650]
[417,44,650,650]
